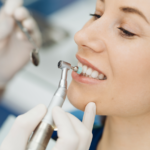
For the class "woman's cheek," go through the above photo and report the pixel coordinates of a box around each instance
[67,80,95,111]
[67,81,85,111]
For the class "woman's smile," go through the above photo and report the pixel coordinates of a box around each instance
[72,55,107,84]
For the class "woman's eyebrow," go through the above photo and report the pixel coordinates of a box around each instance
[120,7,149,24]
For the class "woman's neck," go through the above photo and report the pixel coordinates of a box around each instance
[97,113,150,150]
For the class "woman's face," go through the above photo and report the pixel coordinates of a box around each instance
[67,0,150,117]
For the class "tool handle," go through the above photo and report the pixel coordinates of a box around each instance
[26,87,67,150]
[43,90,67,125]
[26,122,54,150]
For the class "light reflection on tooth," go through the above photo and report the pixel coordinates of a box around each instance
[86,68,92,76]
[99,74,104,80]
[78,62,83,67]
[82,65,88,74]
[91,71,99,79]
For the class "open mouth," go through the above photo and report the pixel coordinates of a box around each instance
[77,61,107,80]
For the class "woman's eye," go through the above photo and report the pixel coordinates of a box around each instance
[90,13,101,19]
[118,27,136,37]
[89,14,136,38]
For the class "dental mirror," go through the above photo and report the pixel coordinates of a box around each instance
[31,49,40,66]
[16,20,40,67]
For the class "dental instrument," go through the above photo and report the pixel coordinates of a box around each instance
[15,20,40,66]
[26,61,82,150]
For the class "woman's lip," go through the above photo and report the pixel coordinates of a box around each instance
[76,55,106,76]
[72,71,105,84]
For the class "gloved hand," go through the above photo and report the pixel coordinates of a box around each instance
[0,0,42,88]
[0,102,96,150]
[0,104,47,150]
[52,102,96,150]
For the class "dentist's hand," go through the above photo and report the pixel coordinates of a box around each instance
[0,0,42,88]
[52,102,96,150]
[0,104,47,150]
[0,103,96,150]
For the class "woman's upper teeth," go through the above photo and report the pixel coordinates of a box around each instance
[78,62,106,80]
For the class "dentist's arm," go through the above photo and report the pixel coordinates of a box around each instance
[0,102,96,150]
[0,0,42,90]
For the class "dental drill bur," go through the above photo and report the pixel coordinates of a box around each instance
[26,61,82,150]
[71,66,82,74]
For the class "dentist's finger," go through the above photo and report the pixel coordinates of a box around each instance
[0,104,47,150]
[23,18,42,47]
[14,7,30,21]
[52,107,79,150]
[17,18,42,47]
[22,17,36,31]
[16,30,27,41]
[0,16,14,40]
[82,102,96,131]
[67,113,93,150]
[4,0,23,16]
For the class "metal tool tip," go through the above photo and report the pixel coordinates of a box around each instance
[58,61,63,68]
[58,61,71,69]
[31,49,40,66]
[72,66,82,74]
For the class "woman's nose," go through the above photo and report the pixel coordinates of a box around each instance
[74,21,106,53]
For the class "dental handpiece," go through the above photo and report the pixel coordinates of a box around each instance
[26,61,82,150]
